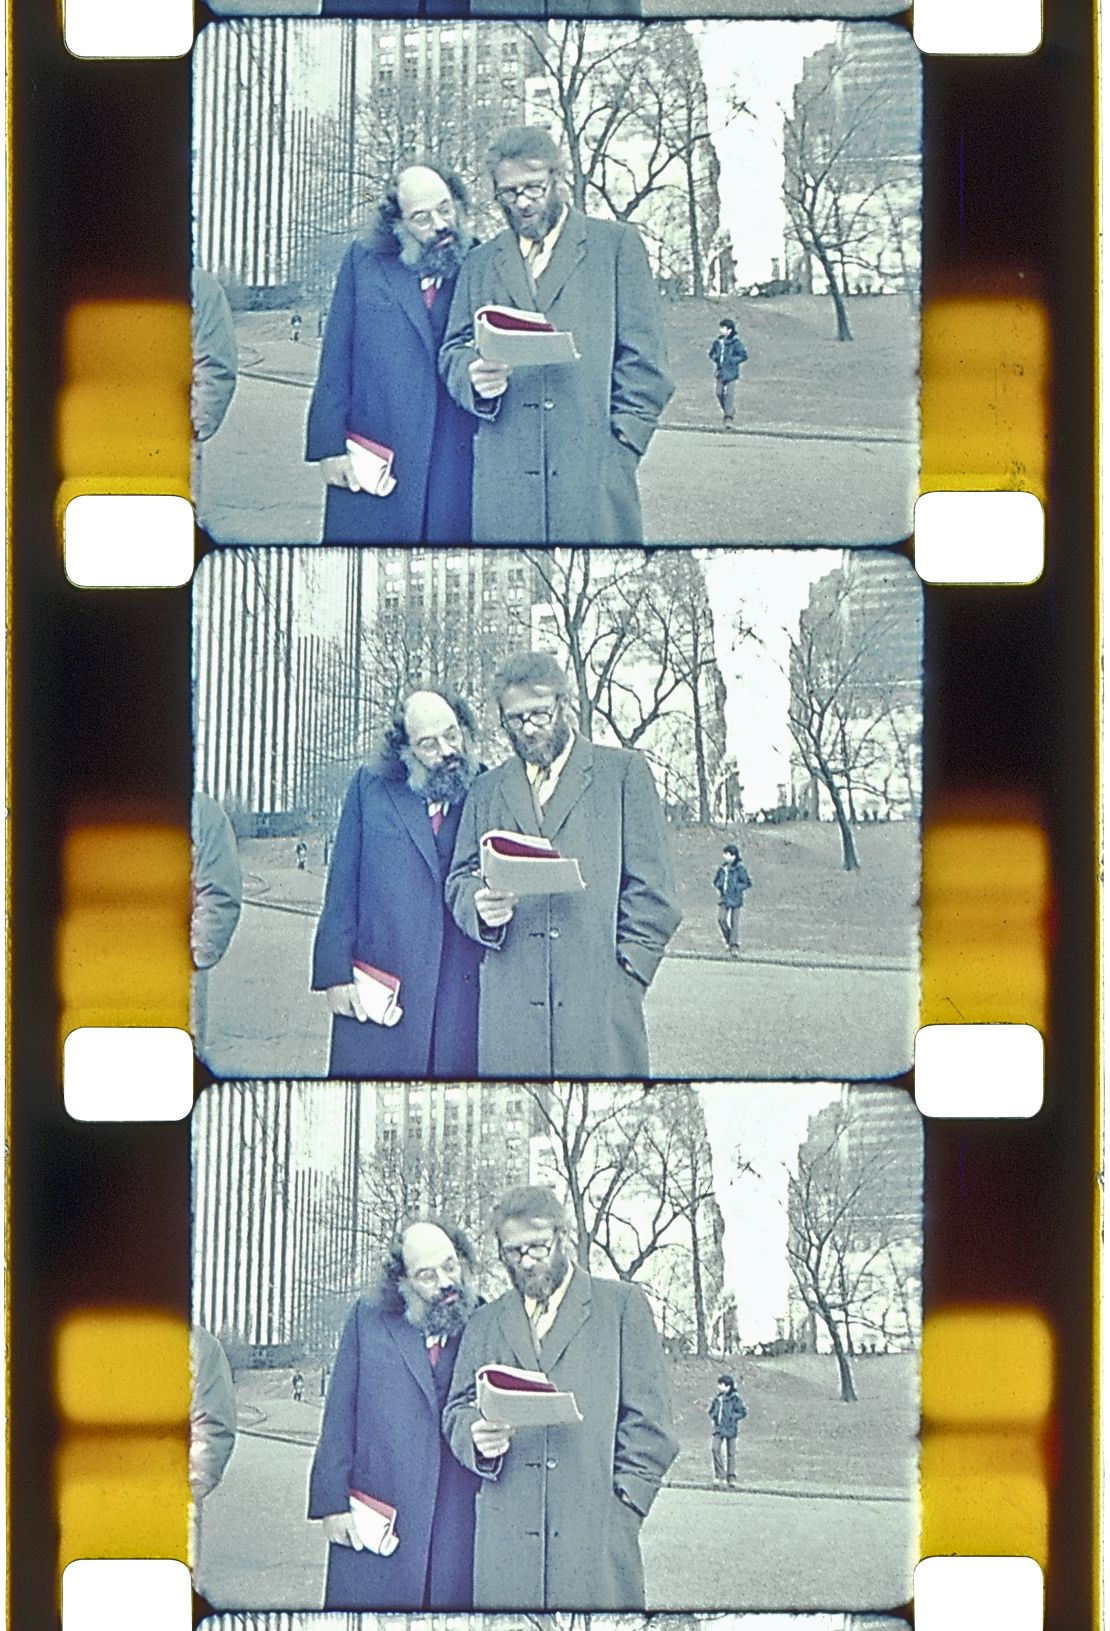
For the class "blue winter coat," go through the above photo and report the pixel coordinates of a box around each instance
[305,234,475,543]
[311,767,481,1078]
[308,1297,479,1610]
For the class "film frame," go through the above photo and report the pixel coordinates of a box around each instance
[7,0,1099,1627]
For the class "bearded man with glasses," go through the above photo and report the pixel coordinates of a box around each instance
[440,125,673,544]
[309,1220,482,1608]
[306,163,477,543]
[443,1186,677,1610]
[446,651,681,1077]
[312,688,484,1077]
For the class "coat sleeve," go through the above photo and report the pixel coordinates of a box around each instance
[190,794,242,970]
[311,771,365,990]
[191,270,238,442]
[189,1328,237,1498]
[439,258,502,422]
[612,1286,679,1517]
[615,752,682,987]
[445,784,506,950]
[307,1303,362,1518]
[609,226,675,457]
[442,1314,501,1480]
[305,246,357,462]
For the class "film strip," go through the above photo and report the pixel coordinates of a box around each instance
[9,0,1098,1627]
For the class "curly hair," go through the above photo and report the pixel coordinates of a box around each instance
[375,688,478,782]
[377,1219,477,1314]
[490,1184,569,1238]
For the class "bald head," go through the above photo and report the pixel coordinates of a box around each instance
[391,167,466,275]
[393,1219,477,1338]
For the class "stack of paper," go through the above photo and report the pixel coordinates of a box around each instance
[476,305,579,366]
[477,1363,583,1427]
[480,830,585,895]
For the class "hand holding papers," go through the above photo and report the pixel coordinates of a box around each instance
[477,1364,583,1428]
[476,305,579,366]
[344,432,398,497]
[481,830,586,897]
[351,961,403,1027]
[347,1490,400,1556]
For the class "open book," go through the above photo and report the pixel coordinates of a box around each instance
[476,305,579,366]
[351,961,403,1027]
[480,830,585,896]
[477,1363,583,1428]
[345,432,398,497]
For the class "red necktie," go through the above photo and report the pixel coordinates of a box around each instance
[422,281,438,310]
[428,1341,442,1368]
[430,808,444,835]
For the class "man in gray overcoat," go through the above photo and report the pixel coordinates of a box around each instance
[445,652,681,1077]
[443,1187,678,1610]
[439,126,674,545]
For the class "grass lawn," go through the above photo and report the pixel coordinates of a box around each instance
[661,294,919,441]
[668,820,918,964]
[667,1351,919,1495]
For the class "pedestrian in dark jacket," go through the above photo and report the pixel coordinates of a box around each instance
[708,1372,747,1487]
[713,841,751,957]
[708,317,748,429]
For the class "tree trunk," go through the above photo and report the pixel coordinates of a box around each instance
[689,1206,708,1357]
[812,1290,858,1401]
[684,150,704,301]
[690,661,712,825]
[811,236,854,341]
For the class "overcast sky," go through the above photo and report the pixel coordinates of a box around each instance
[699,1082,842,1344]
[704,548,842,812]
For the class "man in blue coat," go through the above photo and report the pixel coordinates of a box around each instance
[305,164,476,543]
[309,1221,482,1609]
[311,689,482,1077]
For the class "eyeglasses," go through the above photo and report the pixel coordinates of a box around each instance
[494,180,551,205]
[502,706,558,732]
[411,724,463,755]
[408,1258,461,1289]
[500,1236,557,1264]
[404,201,455,229]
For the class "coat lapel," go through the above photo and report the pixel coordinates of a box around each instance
[383,778,440,881]
[536,1265,592,1374]
[534,209,588,314]
[498,1288,544,1370]
[381,253,435,360]
[493,230,541,315]
[386,1309,439,1413]
[495,755,544,838]
[538,732,593,842]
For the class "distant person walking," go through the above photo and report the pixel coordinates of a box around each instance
[708,318,747,429]
[708,1373,746,1487]
[713,841,751,958]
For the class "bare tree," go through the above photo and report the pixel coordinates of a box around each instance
[786,1095,922,1402]
[781,46,915,340]
[787,567,921,870]
[524,1083,725,1354]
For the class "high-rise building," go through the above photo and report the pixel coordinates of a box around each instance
[786,1084,922,1352]
[785,22,921,295]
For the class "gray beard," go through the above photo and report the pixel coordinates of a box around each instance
[404,751,479,806]
[508,1242,571,1303]
[399,1279,478,1340]
[396,225,466,280]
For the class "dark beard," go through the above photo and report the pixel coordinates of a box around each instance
[405,752,479,806]
[422,1285,478,1340]
[508,1242,571,1303]
[396,223,466,280]
[511,710,572,769]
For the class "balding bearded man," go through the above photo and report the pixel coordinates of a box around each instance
[306,163,476,543]
[312,688,483,1077]
[309,1221,482,1609]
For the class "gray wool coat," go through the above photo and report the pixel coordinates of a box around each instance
[445,734,681,1077]
[443,1268,678,1610]
[439,210,674,545]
